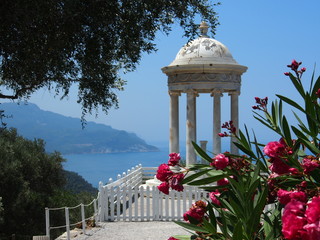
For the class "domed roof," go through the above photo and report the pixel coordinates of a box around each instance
[169,36,237,66]
[162,22,247,75]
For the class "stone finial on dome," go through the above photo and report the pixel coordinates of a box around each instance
[199,21,209,37]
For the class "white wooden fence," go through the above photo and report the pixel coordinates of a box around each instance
[97,164,209,222]
[44,164,209,239]
[44,164,276,240]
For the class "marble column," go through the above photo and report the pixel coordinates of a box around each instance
[186,90,198,166]
[211,91,222,155]
[230,91,239,154]
[169,91,180,154]
[200,140,208,164]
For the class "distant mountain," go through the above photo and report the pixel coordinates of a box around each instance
[0,102,159,154]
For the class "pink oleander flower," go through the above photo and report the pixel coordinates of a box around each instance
[217,177,229,186]
[302,157,320,174]
[290,191,308,203]
[209,190,221,206]
[211,153,229,170]
[183,200,207,223]
[287,60,302,71]
[303,222,320,240]
[278,189,308,205]
[253,96,269,111]
[168,153,181,166]
[282,199,307,239]
[218,132,228,137]
[278,189,292,205]
[302,197,320,239]
[316,88,320,98]
[300,181,308,188]
[269,157,291,175]
[221,121,236,134]
[157,181,170,195]
[168,237,179,240]
[263,141,286,158]
[305,196,320,224]
[156,164,173,182]
[289,167,299,175]
[171,173,184,192]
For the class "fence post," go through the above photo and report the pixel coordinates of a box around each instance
[45,208,50,238]
[110,187,115,221]
[138,164,143,185]
[93,199,98,223]
[81,204,86,235]
[122,172,127,188]
[65,207,70,240]
[98,181,104,221]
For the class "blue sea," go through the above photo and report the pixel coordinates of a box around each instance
[63,141,231,188]
[63,145,175,188]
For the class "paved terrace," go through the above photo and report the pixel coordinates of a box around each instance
[58,221,190,240]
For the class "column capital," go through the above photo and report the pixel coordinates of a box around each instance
[228,90,240,96]
[168,90,181,97]
[210,90,223,97]
[185,89,199,97]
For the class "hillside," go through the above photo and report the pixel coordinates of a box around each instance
[63,170,97,194]
[0,102,159,154]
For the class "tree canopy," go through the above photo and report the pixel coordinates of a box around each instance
[0,128,98,237]
[0,128,66,236]
[0,0,220,120]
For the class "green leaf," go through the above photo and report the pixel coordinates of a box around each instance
[182,168,214,184]
[232,221,244,240]
[218,210,232,238]
[207,203,217,230]
[293,112,312,136]
[171,235,191,240]
[309,65,316,94]
[292,126,320,154]
[174,221,210,233]
[276,94,304,112]
[187,174,228,185]
[309,168,320,183]
[202,218,217,234]
[253,115,280,135]
[271,101,278,127]
[305,94,318,136]
[311,75,320,100]
[238,129,250,149]
[233,142,256,158]
[281,116,292,146]
[289,73,306,98]
[192,142,213,162]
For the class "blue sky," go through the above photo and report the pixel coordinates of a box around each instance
[3,1,320,146]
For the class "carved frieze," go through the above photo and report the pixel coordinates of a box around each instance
[168,73,241,84]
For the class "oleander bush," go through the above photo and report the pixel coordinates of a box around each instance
[158,60,320,240]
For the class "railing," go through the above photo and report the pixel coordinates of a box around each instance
[44,164,209,239]
[44,164,279,240]
[45,197,99,239]
[100,185,208,222]
[98,164,209,222]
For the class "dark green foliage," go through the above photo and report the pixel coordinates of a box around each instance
[0,128,98,238]
[48,190,96,239]
[0,128,66,236]
[1,102,158,154]
[181,143,269,240]
[0,197,3,225]
[0,0,219,120]
[63,170,97,195]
